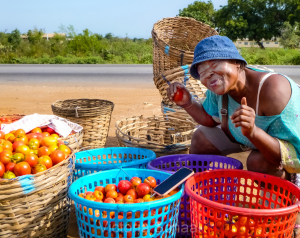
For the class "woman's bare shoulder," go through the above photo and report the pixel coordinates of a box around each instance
[259,74,291,116]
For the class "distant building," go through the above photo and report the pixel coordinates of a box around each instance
[234,37,281,48]
[21,33,66,41]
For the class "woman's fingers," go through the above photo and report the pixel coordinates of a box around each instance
[231,115,251,124]
[233,121,251,128]
[230,106,254,120]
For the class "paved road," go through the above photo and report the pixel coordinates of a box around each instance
[0,64,299,84]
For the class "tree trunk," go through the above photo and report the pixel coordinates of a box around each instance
[256,40,265,49]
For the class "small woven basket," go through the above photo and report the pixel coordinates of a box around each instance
[116,115,197,157]
[154,64,207,106]
[51,99,114,149]
[152,17,218,78]
[0,152,75,238]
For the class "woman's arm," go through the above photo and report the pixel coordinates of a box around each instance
[167,82,218,127]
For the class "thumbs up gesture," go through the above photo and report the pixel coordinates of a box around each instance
[231,97,257,138]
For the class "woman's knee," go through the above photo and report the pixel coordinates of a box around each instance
[190,128,221,155]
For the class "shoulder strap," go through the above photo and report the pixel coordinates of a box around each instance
[256,73,277,115]
[221,94,240,144]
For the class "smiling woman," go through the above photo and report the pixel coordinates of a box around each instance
[167,35,300,236]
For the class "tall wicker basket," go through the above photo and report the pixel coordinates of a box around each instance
[0,153,75,238]
[52,99,114,149]
[152,17,218,78]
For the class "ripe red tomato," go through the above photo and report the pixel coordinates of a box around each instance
[31,128,42,134]
[32,164,47,174]
[0,131,5,140]
[126,189,138,200]
[38,156,53,169]
[12,141,25,151]
[0,162,5,177]
[5,162,16,172]
[144,176,157,188]
[14,162,31,176]
[24,154,38,167]
[58,145,71,157]
[136,183,151,197]
[104,198,115,203]
[43,127,56,134]
[15,145,31,155]
[38,146,51,157]
[105,184,117,193]
[118,180,132,195]
[49,150,65,165]
[0,150,12,165]
[173,88,184,102]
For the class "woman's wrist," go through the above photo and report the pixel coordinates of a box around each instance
[180,97,193,109]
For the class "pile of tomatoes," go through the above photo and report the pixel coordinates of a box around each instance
[0,116,21,126]
[0,127,72,179]
[79,176,179,204]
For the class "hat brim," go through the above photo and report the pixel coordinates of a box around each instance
[190,55,247,79]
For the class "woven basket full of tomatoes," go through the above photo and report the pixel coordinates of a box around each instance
[0,127,75,238]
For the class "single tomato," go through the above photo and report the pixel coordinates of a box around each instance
[7,135,16,143]
[144,176,157,188]
[12,141,25,151]
[11,153,25,163]
[58,145,71,156]
[93,190,104,200]
[85,194,96,201]
[105,184,117,193]
[0,161,4,177]
[48,145,58,153]
[32,164,47,174]
[115,196,124,203]
[118,180,132,195]
[134,198,144,203]
[14,161,31,176]
[42,132,51,137]
[104,198,115,203]
[15,145,31,155]
[31,128,42,133]
[41,136,57,147]
[126,189,138,200]
[50,134,59,139]
[173,88,183,102]
[4,133,14,141]
[38,156,53,169]
[38,146,51,157]
[14,135,28,144]
[27,133,44,143]
[124,195,134,203]
[2,141,12,151]
[27,138,40,150]
[14,129,26,137]
[24,154,38,167]
[130,177,142,187]
[5,162,15,172]
[95,186,105,194]
[50,149,65,165]
[3,171,16,179]
[0,150,13,165]
[136,183,151,197]
[57,140,64,146]
[43,127,56,134]
[0,131,4,140]
[106,190,118,199]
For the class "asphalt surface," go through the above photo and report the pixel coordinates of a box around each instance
[0,64,299,84]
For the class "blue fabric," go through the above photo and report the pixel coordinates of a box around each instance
[190,35,247,79]
[165,45,170,55]
[202,69,300,158]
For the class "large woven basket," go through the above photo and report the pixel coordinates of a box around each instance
[152,17,218,78]
[52,99,114,149]
[116,114,197,157]
[0,153,75,238]
[154,64,207,106]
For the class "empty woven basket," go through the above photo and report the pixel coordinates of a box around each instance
[154,64,207,106]
[116,115,197,157]
[152,17,218,78]
[52,99,114,148]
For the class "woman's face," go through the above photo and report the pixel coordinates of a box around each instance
[197,60,240,95]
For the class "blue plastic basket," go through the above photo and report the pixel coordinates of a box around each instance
[69,168,184,238]
[73,147,156,181]
[147,154,243,238]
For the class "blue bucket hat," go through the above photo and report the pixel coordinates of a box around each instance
[190,35,247,79]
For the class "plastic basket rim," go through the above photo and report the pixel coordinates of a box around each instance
[68,168,184,210]
[147,154,243,172]
[185,169,300,216]
[74,147,156,169]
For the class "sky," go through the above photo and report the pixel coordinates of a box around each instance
[0,0,228,39]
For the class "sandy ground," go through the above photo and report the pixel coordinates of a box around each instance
[0,80,248,237]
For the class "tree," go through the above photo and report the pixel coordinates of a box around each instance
[214,0,300,49]
[178,0,215,27]
[27,28,44,45]
[105,33,113,40]
[8,29,22,49]
[58,24,77,38]
[279,21,300,49]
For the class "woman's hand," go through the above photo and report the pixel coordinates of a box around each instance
[231,97,257,138]
[167,82,191,106]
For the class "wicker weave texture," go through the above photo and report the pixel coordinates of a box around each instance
[152,17,218,78]
[58,131,83,152]
[154,64,207,106]
[0,153,75,238]
[52,99,114,148]
[116,115,197,157]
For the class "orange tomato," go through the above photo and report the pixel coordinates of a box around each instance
[12,141,25,151]
[130,177,142,187]
[50,149,65,165]
[31,128,42,133]
[95,186,105,194]
[0,150,13,165]
[15,145,31,155]
[93,190,104,200]
[41,136,57,147]
[32,163,47,174]
[144,176,157,188]
[2,141,12,151]
[38,155,53,169]
[24,154,38,167]
[106,190,118,199]
[85,194,96,201]
[14,129,26,137]
[105,184,117,193]
[48,145,58,153]
[42,132,50,137]
[4,133,14,141]
[58,144,71,156]
[104,198,115,203]
[14,161,31,176]
[126,189,138,200]
[14,135,28,144]
[124,195,134,203]
[7,135,16,143]
[0,131,4,140]
[38,146,51,157]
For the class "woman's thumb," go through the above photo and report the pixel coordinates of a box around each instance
[241,97,247,106]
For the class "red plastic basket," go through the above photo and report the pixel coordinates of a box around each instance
[185,169,300,238]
